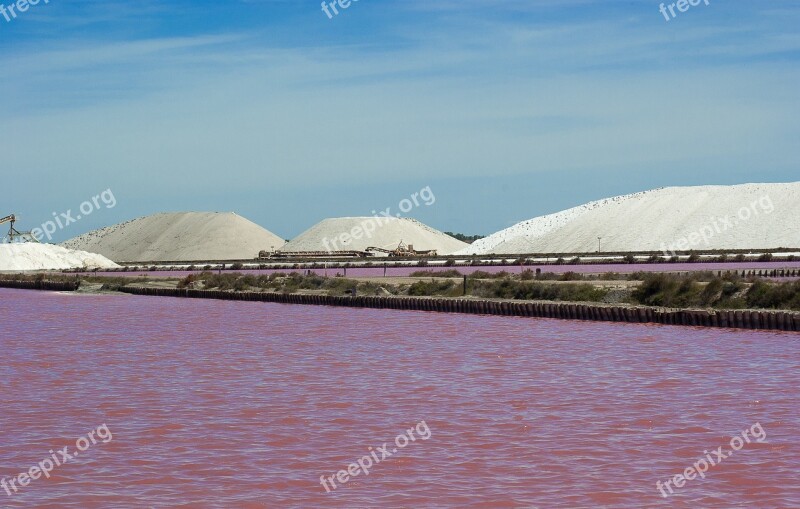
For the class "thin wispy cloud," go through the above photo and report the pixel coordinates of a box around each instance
[1,0,797,238]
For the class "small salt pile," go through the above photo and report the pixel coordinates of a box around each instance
[0,243,119,271]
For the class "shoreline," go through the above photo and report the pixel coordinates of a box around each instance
[112,286,800,332]
[2,280,797,332]
[51,261,800,280]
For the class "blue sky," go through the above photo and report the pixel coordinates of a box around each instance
[1,0,798,241]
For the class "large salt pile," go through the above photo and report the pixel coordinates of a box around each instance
[0,244,119,271]
[63,212,286,262]
[281,217,468,255]
[458,182,800,255]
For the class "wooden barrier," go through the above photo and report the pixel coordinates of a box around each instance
[106,285,800,332]
[0,280,80,292]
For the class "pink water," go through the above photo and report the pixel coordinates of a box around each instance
[1,289,798,508]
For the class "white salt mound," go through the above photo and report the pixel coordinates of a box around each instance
[458,182,800,255]
[0,243,119,271]
[63,212,286,262]
[281,217,468,255]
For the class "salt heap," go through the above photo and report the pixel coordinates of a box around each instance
[0,243,119,271]
[63,212,286,262]
[458,182,800,255]
[281,217,468,255]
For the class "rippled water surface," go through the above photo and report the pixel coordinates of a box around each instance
[1,289,798,508]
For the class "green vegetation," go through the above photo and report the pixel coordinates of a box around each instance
[745,280,800,310]
[409,269,518,280]
[408,279,458,297]
[471,279,609,302]
[4,269,800,311]
[631,273,735,308]
[175,270,606,302]
[444,232,485,243]
[178,272,396,297]
[631,273,800,310]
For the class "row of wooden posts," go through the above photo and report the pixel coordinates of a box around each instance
[2,279,798,332]
[116,286,800,332]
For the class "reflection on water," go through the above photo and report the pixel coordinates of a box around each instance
[1,289,798,508]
